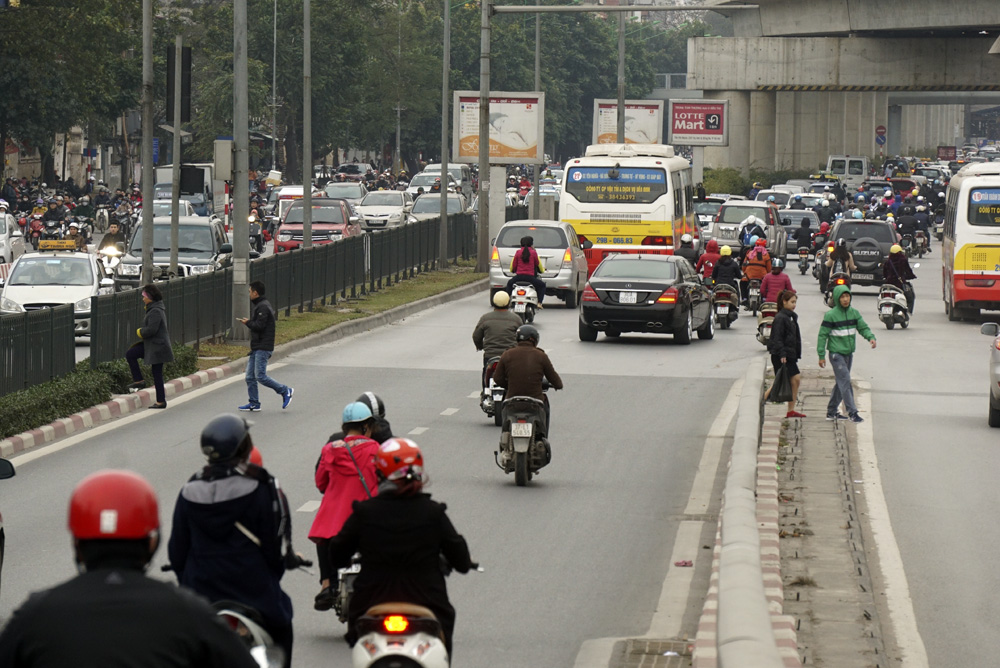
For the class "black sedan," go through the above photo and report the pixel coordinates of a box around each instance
[579,254,714,344]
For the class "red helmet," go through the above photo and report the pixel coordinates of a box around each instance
[755,238,767,247]
[69,470,159,540]
[249,446,263,467]
[376,438,424,482]
[819,222,830,233]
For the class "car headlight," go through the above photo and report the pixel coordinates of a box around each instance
[0,296,23,312]
[277,232,292,242]
[74,297,92,312]
[190,264,215,275]
[118,263,141,276]
[389,212,401,220]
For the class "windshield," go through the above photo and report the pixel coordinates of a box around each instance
[151,202,187,216]
[756,192,790,205]
[284,203,345,224]
[969,188,1000,226]
[412,197,462,214]
[720,206,768,224]
[410,174,444,187]
[593,259,676,280]
[129,224,215,254]
[565,167,667,204]
[9,256,94,286]
[835,222,895,244]
[694,201,721,215]
[361,192,404,207]
[324,183,364,199]
[781,213,819,229]
[495,226,567,248]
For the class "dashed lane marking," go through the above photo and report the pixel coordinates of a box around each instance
[467,391,480,399]
[408,427,428,435]
[297,500,321,513]
[440,408,459,416]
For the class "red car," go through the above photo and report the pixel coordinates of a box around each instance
[274,198,363,252]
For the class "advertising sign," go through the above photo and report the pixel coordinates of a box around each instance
[937,145,957,161]
[668,100,728,146]
[453,91,545,165]
[591,100,664,145]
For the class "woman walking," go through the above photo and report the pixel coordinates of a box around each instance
[765,289,805,418]
[126,284,173,409]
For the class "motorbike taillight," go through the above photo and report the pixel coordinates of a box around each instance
[383,615,410,633]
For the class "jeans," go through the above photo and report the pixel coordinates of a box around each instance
[126,343,165,404]
[245,350,288,404]
[826,352,857,417]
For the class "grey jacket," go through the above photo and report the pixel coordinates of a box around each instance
[472,309,522,358]
[138,300,174,365]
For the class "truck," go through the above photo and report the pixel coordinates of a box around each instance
[154,163,225,216]
[825,155,870,190]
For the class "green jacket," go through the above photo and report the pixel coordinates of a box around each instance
[816,284,875,358]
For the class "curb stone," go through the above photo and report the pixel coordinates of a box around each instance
[0,277,487,458]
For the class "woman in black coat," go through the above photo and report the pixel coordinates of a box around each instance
[765,289,804,418]
[126,283,174,409]
[327,438,473,657]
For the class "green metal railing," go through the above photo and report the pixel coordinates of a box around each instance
[0,305,76,398]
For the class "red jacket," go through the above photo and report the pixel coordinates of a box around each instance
[760,271,793,303]
[510,247,543,276]
[309,435,380,541]
[695,252,720,279]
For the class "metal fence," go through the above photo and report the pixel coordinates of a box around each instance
[0,305,76,398]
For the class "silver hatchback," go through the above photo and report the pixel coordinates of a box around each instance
[981,322,1000,427]
[489,220,588,308]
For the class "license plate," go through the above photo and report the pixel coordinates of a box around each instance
[881,306,893,315]
[763,325,771,336]
[619,291,637,304]
[750,288,759,296]
[510,422,533,438]
[513,303,526,313]
[717,305,729,314]
[854,273,873,280]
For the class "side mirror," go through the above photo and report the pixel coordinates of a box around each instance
[0,457,15,479]
[219,243,233,254]
[581,239,594,250]
[11,229,23,238]
[249,250,261,259]
[100,277,114,287]
[982,322,1000,337]
[350,216,361,224]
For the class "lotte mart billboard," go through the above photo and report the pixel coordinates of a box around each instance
[668,100,729,146]
[453,92,545,165]
[591,100,664,145]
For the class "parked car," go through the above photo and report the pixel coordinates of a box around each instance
[323,181,369,207]
[980,322,1000,427]
[578,254,714,343]
[356,190,414,230]
[0,457,14,599]
[489,219,588,307]
[115,216,234,290]
[709,200,787,258]
[274,198,362,252]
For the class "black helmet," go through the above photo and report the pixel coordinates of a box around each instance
[836,238,847,248]
[356,391,386,418]
[516,324,539,344]
[200,414,253,463]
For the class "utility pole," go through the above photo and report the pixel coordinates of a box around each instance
[271,0,277,170]
[140,0,154,284]
[617,12,625,143]
[474,0,491,273]
[303,0,312,248]
[532,0,540,218]
[170,35,183,277]
[439,0,450,267]
[396,0,403,176]
[231,0,250,342]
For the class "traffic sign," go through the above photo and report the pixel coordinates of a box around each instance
[875,125,887,137]
[875,135,886,146]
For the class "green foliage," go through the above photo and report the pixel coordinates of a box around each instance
[78,342,198,393]
[704,167,817,197]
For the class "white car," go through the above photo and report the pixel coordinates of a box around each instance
[356,191,414,230]
[0,243,114,336]
[409,193,470,222]
[0,214,27,264]
[150,199,196,217]
[406,172,458,198]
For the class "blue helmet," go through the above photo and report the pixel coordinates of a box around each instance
[767,195,775,203]
[794,194,802,200]
[343,401,374,424]
[852,209,864,219]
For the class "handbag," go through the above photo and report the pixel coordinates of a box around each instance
[769,364,794,403]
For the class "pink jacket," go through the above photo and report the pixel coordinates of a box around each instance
[760,271,793,304]
[510,247,543,276]
[309,435,380,541]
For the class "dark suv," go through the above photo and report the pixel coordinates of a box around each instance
[115,216,234,290]
[821,218,896,289]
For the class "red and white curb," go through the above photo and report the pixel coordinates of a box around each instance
[692,413,802,668]
[0,364,238,458]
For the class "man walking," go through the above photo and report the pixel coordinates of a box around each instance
[816,284,876,423]
[238,281,293,411]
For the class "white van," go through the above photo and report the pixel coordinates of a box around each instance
[942,162,1000,320]
[422,163,472,192]
[826,155,869,190]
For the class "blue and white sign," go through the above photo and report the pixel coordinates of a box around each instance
[568,168,666,184]
[152,137,159,164]
[875,135,886,146]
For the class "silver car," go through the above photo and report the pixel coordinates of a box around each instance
[489,220,588,308]
[981,322,1000,427]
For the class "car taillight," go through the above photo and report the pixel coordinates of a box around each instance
[490,246,500,268]
[383,615,409,633]
[642,236,668,246]
[582,284,600,302]
[965,279,996,288]
[561,248,572,266]
[995,338,1000,352]
[657,287,678,303]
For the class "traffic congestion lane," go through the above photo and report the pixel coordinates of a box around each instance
[1,289,768,667]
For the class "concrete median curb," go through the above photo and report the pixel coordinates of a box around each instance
[0,277,487,458]
[693,357,802,668]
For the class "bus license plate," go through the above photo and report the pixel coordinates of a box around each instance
[511,422,533,438]
[513,303,526,313]
[619,291,637,304]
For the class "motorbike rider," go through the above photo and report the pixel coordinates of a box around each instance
[913,205,932,252]
[748,182,763,199]
[0,200,14,233]
[896,209,917,241]
[43,198,64,223]
[881,244,917,313]
[788,194,807,210]
[473,291,523,385]
[738,215,766,253]
[505,235,546,306]
[897,195,915,218]
[674,233,699,265]
[328,437,474,656]
[98,220,127,252]
[31,197,47,216]
[74,194,94,222]
[168,415,298,667]
[741,237,772,303]
[695,238,721,283]
[493,324,563,432]
[0,469,260,668]
[792,218,813,250]
[66,221,88,252]
[711,245,743,298]
[826,238,856,278]
[814,198,836,224]
[761,257,793,304]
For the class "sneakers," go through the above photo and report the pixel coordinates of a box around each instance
[786,411,807,418]
[282,387,294,410]
[238,402,262,412]
[848,413,864,423]
[826,413,848,421]
[314,587,334,612]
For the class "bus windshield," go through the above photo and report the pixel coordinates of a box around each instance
[969,188,1000,226]
[565,167,667,205]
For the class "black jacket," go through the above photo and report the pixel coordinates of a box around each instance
[768,308,801,361]
[0,567,259,668]
[328,489,473,655]
[246,296,277,351]
[711,256,742,288]
[138,300,174,365]
[792,225,813,248]
[674,246,698,265]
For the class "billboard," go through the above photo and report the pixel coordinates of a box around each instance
[453,91,545,165]
[592,100,664,145]
[937,145,957,161]
[668,100,729,146]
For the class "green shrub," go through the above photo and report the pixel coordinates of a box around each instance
[704,167,817,198]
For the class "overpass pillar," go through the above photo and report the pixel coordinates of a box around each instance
[749,90,776,171]
[887,105,903,156]
[704,90,750,174]
[775,91,795,169]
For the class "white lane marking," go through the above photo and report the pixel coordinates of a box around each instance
[440,408,459,416]
[408,427,428,436]
[644,520,703,638]
[561,337,575,342]
[684,375,743,516]
[9,364,287,467]
[297,500,321,513]
[855,381,929,667]
[467,391,480,399]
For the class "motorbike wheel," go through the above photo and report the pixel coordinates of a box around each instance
[900,318,909,329]
[493,402,503,427]
[514,451,531,486]
[719,312,731,330]
[525,307,535,324]
[800,266,808,275]
[885,320,895,330]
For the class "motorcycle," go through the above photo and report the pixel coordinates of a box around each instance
[712,283,739,329]
[95,204,111,232]
[333,554,362,624]
[825,272,851,307]
[213,600,284,668]
[811,236,829,280]
[756,301,778,346]
[509,281,539,324]
[900,233,915,257]
[914,230,928,258]
[797,247,810,274]
[495,387,551,487]
[480,356,506,427]
[40,218,63,242]
[877,283,910,330]
[248,214,264,253]
[28,214,44,249]
[99,244,124,277]
[746,278,762,315]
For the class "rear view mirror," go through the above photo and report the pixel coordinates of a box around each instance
[982,322,1000,337]
[0,458,15,479]
[581,239,594,250]
[219,243,233,254]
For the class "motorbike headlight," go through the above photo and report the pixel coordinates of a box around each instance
[118,263,141,276]
[0,296,23,312]
[74,297,92,312]
[189,264,215,275]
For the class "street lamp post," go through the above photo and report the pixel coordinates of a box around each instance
[303,0,312,248]
[439,0,451,267]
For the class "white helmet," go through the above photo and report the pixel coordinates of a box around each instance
[821,198,829,206]
[0,199,7,210]
[680,233,693,244]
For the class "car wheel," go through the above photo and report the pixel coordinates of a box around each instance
[578,318,598,342]
[697,310,715,340]
[990,395,1000,428]
[564,287,578,309]
[675,309,692,345]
